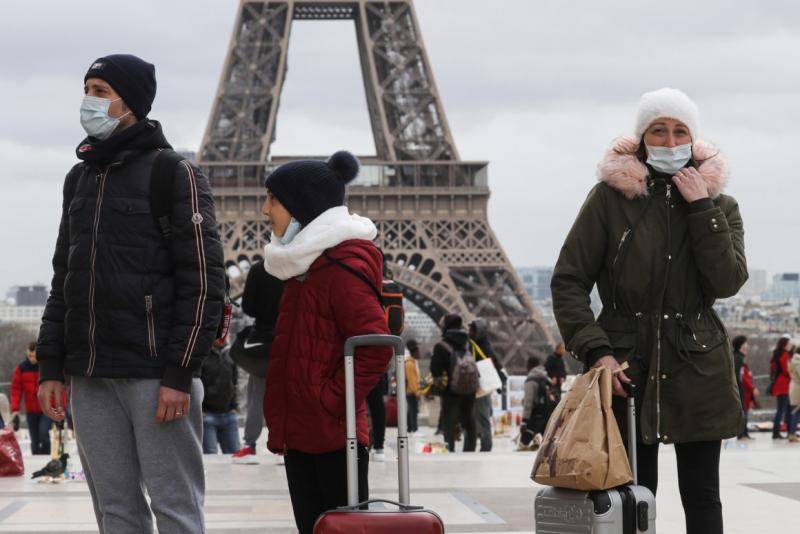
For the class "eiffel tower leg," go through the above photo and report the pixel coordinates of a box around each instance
[200,1,293,163]
[198,1,556,375]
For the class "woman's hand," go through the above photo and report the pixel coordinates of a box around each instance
[592,355,630,397]
[672,167,709,203]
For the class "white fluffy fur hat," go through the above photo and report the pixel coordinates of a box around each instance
[634,88,699,139]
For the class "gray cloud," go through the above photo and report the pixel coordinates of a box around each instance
[1,0,799,292]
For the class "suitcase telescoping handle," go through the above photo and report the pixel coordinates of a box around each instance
[625,383,638,486]
[344,335,409,507]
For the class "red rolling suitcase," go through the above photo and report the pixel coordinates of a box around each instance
[313,335,445,534]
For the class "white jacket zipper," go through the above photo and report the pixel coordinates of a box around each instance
[86,167,110,376]
[145,295,158,359]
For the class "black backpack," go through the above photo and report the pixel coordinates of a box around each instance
[527,374,558,433]
[201,347,237,413]
[149,150,232,342]
[322,250,405,336]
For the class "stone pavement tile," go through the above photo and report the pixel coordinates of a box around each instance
[1,429,799,532]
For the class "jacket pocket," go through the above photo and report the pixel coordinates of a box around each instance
[675,327,730,380]
[145,295,158,359]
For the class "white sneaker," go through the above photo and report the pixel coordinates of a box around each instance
[371,449,385,462]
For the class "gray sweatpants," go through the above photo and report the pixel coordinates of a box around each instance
[243,373,266,448]
[474,394,493,452]
[71,377,205,534]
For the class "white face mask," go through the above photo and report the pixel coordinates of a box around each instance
[645,143,692,175]
[280,218,302,245]
[80,95,131,141]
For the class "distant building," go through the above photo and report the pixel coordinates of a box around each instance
[763,273,800,301]
[517,266,553,302]
[0,302,45,333]
[14,285,48,307]
[740,269,768,299]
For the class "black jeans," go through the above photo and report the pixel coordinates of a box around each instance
[441,393,476,452]
[406,394,419,432]
[25,412,53,455]
[773,394,791,436]
[285,446,369,534]
[613,399,722,534]
[366,385,386,450]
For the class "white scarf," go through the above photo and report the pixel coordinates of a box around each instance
[263,206,377,280]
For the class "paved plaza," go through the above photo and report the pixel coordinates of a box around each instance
[0,427,798,533]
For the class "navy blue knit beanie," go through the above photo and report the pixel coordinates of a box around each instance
[84,54,156,120]
[264,151,360,226]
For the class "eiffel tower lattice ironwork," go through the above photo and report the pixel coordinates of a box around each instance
[198,0,554,371]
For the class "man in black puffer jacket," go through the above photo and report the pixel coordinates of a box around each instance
[36,54,224,534]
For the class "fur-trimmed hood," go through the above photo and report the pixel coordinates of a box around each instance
[596,136,728,200]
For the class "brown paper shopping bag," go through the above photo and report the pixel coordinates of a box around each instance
[531,366,632,490]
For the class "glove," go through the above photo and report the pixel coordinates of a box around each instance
[12,414,20,432]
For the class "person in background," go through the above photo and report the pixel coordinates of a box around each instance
[232,260,284,462]
[770,336,793,439]
[405,339,421,434]
[11,342,52,454]
[431,313,476,453]
[519,356,552,450]
[468,318,504,452]
[366,373,389,461]
[200,339,241,454]
[732,335,751,440]
[544,343,568,399]
[733,335,758,441]
[788,347,800,443]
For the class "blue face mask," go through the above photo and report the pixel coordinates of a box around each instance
[80,95,130,141]
[645,143,692,175]
[280,218,302,245]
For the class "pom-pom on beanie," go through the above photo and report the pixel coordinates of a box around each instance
[264,151,360,226]
[634,88,699,140]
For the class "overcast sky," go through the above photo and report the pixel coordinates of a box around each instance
[1,0,799,293]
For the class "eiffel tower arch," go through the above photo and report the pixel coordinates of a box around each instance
[198,0,554,371]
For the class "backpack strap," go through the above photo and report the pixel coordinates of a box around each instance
[322,250,382,303]
[150,149,186,240]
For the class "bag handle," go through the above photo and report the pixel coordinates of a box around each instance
[344,335,409,507]
[323,250,382,302]
[335,499,424,512]
[469,339,489,361]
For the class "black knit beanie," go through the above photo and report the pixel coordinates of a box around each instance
[442,314,463,331]
[84,54,156,120]
[264,151,360,226]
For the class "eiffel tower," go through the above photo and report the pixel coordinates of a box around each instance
[198,0,553,371]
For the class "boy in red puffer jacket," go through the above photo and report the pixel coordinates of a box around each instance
[11,342,53,455]
[260,151,391,534]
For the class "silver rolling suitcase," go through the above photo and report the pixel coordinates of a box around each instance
[534,389,656,533]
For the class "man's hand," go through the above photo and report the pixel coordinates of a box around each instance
[672,167,709,203]
[156,386,191,423]
[37,381,66,421]
[592,355,630,397]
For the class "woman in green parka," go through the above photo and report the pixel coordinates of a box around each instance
[552,88,746,534]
